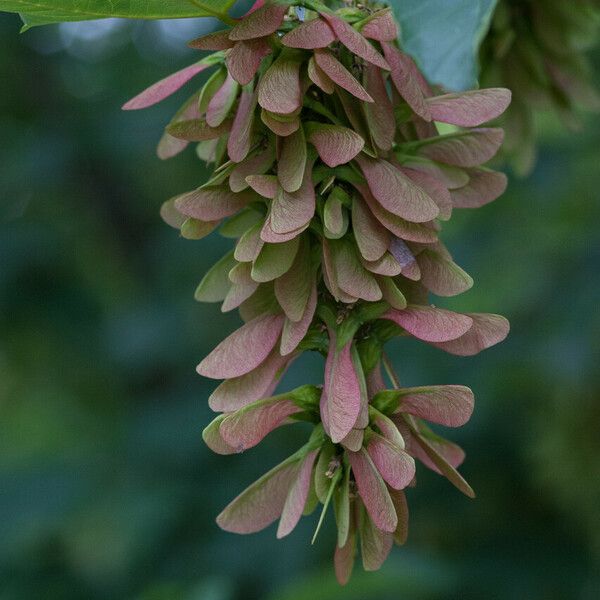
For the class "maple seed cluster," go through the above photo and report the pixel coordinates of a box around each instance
[124,0,511,584]
[481,0,600,174]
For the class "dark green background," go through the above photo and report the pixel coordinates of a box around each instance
[1,12,599,600]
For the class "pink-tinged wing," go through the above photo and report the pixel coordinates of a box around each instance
[216,456,300,533]
[323,190,348,238]
[271,162,316,233]
[321,13,389,69]
[419,128,505,168]
[228,87,258,163]
[188,30,235,51]
[352,194,390,262]
[381,43,431,120]
[229,3,287,40]
[157,133,190,161]
[221,272,260,313]
[175,187,253,221]
[306,123,364,168]
[260,215,309,244]
[219,396,302,452]
[277,125,307,193]
[340,428,364,452]
[234,223,264,262]
[229,148,274,192]
[362,252,402,277]
[347,449,397,532]
[403,158,469,190]
[258,55,302,114]
[221,280,259,314]
[396,419,467,475]
[546,60,600,110]
[388,237,421,280]
[208,348,290,412]
[202,415,236,455]
[166,118,232,142]
[334,521,356,585]
[367,433,415,490]
[322,240,358,303]
[334,465,351,546]
[321,332,362,443]
[157,93,200,160]
[360,8,398,41]
[228,261,255,285]
[336,87,374,144]
[426,88,512,127]
[389,488,409,545]
[383,305,473,343]
[394,385,474,427]
[411,432,475,498]
[194,250,236,303]
[243,0,265,15]
[197,313,284,379]
[451,168,508,209]
[277,449,319,538]
[246,174,278,199]
[314,49,373,102]
[363,64,396,151]
[371,410,405,449]
[251,237,300,282]
[330,239,383,302]
[402,167,453,221]
[430,313,509,356]
[416,248,473,297]
[381,268,412,296]
[206,72,239,127]
[196,140,224,165]
[378,277,407,310]
[412,117,440,140]
[123,62,210,110]
[356,156,439,223]
[275,237,312,321]
[352,346,369,431]
[307,55,335,94]
[409,430,466,471]
[280,280,317,355]
[160,197,187,229]
[261,109,300,136]
[360,186,438,244]
[366,363,387,396]
[227,38,272,86]
[282,17,336,48]
[359,505,394,571]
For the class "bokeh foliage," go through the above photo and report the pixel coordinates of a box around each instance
[1,8,599,600]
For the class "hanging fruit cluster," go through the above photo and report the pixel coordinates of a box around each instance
[480,0,600,174]
[124,0,511,584]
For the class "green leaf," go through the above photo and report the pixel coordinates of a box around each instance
[2,0,241,30]
[392,0,499,90]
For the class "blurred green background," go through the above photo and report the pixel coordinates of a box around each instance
[1,10,599,600]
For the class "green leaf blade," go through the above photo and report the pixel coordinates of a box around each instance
[392,0,499,91]
[1,0,241,28]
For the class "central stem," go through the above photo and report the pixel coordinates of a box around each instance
[382,352,400,389]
